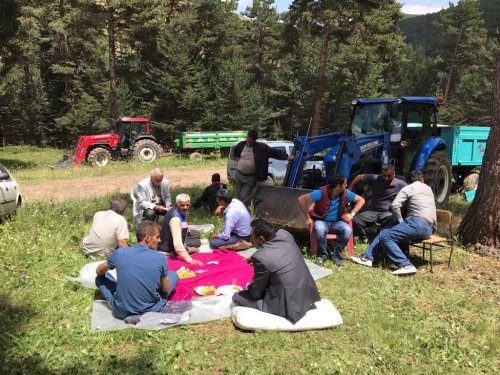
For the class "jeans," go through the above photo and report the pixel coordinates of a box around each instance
[364,216,432,268]
[95,271,179,317]
[209,234,251,249]
[314,220,352,258]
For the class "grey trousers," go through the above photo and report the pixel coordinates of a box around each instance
[232,290,264,310]
[235,170,257,206]
[353,210,396,241]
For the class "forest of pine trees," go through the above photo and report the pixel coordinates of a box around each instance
[0,0,497,148]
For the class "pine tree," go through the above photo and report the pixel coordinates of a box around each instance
[433,0,493,124]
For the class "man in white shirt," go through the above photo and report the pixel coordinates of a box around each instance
[81,199,129,257]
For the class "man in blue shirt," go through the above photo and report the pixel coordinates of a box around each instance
[209,189,252,250]
[298,173,365,266]
[95,221,179,319]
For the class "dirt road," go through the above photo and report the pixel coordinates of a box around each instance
[21,166,227,203]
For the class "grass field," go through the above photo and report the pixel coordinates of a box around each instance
[0,147,498,374]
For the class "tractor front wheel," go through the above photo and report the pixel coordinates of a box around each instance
[88,147,112,167]
[132,139,162,163]
[423,150,452,207]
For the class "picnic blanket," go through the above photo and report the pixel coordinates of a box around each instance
[69,248,334,331]
[168,250,254,301]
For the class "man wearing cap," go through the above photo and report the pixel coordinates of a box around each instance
[209,189,252,250]
[233,130,294,205]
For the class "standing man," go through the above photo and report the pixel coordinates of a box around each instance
[134,168,171,223]
[158,194,203,266]
[232,218,321,324]
[348,164,407,242]
[233,130,294,205]
[298,173,365,266]
[81,198,129,257]
[192,173,227,213]
[351,171,437,276]
[95,221,179,319]
[209,189,252,250]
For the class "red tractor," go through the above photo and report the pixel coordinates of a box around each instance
[59,117,162,167]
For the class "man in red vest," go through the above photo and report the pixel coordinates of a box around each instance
[298,173,365,266]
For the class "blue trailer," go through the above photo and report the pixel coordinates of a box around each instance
[440,125,490,182]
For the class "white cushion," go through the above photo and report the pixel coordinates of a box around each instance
[231,299,343,331]
[67,261,116,289]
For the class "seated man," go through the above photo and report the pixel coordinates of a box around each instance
[348,164,407,242]
[192,173,227,212]
[298,173,365,266]
[351,171,437,276]
[95,221,179,319]
[209,189,252,250]
[158,194,203,266]
[134,168,171,223]
[232,218,321,324]
[81,198,129,257]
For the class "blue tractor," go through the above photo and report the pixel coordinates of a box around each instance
[256,96,452,229]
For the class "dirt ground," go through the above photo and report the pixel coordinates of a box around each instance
[21,166,226,203]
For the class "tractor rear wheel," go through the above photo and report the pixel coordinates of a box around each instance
[132,139,162,163]
[88,147,112,167]
[423,150,451,207]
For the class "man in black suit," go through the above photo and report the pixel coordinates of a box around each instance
[232,218,321,323]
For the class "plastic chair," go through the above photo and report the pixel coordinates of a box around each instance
[309,220,355,258]
[410,209,454,272]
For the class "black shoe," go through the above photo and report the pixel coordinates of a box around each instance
[332,253,343,267]
[315,256,328,266]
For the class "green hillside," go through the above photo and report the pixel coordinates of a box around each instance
[398,0,499,56]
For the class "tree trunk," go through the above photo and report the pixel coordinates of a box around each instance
[457,38,500,256]
[108,6,118,121]
[443,26,464,102]
[311,27,330,136]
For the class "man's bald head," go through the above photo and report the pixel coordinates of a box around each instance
[150,168,164,187]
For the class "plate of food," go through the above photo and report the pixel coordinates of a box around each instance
[194,285,217,296]
[176,267,197,279]
[216,285,243,296]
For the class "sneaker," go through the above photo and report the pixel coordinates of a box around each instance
[315,256,329,266]
[392,264,417,276]
[350,255,373,267]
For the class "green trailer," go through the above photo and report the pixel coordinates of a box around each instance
[174,131,246,156]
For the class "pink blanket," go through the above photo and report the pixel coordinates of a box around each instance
[167,250,254,301]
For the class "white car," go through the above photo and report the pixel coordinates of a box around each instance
[0,163,22,218]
